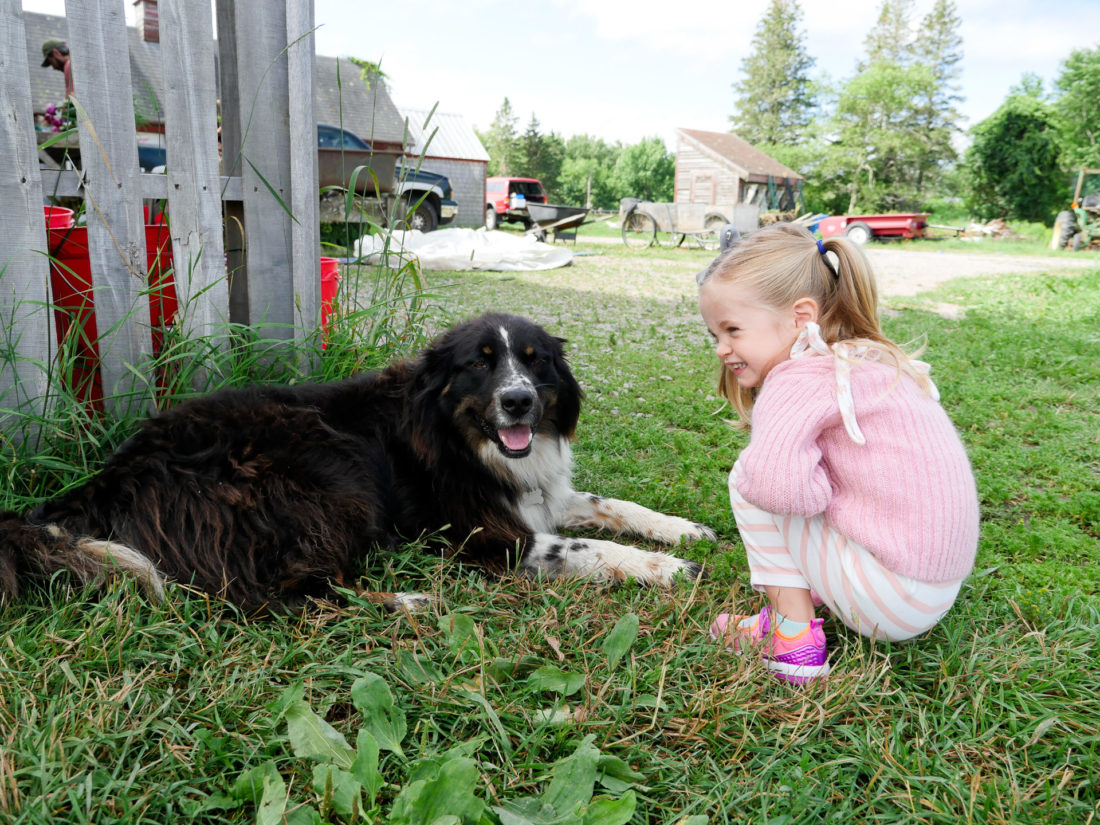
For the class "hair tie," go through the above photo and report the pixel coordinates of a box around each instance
[816,238,839,279]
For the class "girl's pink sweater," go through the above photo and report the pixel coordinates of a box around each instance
[734,356,979,582]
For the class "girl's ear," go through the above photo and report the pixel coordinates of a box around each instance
[792,297,819,329]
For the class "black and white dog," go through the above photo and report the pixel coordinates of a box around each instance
[0,313,710,612]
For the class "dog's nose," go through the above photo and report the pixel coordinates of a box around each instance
[500,389,534,417]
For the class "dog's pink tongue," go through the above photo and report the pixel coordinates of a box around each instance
[499,425,532,451]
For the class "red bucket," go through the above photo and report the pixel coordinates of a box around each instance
[319,257,341,341]
[47,224,176,407]
[44,206,74,230]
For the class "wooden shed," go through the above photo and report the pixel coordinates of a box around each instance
[675,128,803,212]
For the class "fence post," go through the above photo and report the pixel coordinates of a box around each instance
[158,0,230,349]
[216,0,319,356]
[0,1,52,437]
[65,0,155,414]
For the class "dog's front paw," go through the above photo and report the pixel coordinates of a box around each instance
[690,523,718,542]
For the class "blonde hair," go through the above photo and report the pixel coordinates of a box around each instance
[698,222,932,427]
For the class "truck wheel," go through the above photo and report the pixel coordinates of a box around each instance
[402,199,437,233]
[1055,210,1077,249]
[844,221,873,245]
[485,206,498,230]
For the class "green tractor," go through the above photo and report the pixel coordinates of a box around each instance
[1052,168,1100,250]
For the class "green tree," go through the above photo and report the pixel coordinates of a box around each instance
[963,92,1064,223]
[1053,46,1100,168]
[611,137,674,202]
[729,0,817,145]
[557,135,620,209]
[518,115,565,195]
[828,59,933,211]
[478,98,520,177]
[861,0,916,67]
[912,0,964,194]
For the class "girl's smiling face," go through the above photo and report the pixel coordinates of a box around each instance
[699,280,808,389]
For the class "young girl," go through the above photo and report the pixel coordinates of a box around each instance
[697,222,979,685]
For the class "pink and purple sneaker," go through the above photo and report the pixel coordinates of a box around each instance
[709,605,830,686]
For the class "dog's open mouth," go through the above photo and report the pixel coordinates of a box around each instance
[478,417,534,457]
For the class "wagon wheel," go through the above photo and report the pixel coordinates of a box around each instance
[622,212,656,248]
[658,231,686,248]
[844,221,873,245]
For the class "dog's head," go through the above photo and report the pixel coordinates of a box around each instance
[406,314,582,461]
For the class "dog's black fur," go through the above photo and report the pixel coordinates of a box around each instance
[0,313,708,612]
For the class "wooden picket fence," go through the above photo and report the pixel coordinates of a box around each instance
[0,0,321,425]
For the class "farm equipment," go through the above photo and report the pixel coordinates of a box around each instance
[619,199,760,249]
[524,202,589,243]
[1051,168,1100,251]
[817,213,930,244]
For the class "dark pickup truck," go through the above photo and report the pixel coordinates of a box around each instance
[317,123,458,232]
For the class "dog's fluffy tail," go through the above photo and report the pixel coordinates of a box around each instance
[0,510,165,603]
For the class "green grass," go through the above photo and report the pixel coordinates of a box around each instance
[1,245,1099,823]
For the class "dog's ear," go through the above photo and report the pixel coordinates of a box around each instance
[403,346,455,468]
[550,338,583,438]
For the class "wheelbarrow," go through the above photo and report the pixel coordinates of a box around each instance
[524,202,590,243]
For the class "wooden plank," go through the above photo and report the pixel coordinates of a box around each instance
[0,1,52,432]
[286,0,319,351]
[220,0,296,340]
[39,169,243,201]
[64,0,154,414]
[215,0,247,325]
[158,0,230,345]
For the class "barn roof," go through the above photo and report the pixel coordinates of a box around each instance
[398,108,490,162]
[23,11,406,146]
[676,128,802,182]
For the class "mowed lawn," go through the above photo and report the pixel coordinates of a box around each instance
[1,241,1098,824]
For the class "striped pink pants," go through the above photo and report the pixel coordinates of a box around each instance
[729,464,962,642]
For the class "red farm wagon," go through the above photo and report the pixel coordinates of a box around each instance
[817,213,930,244]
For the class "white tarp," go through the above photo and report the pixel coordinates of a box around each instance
[354,228,573,271]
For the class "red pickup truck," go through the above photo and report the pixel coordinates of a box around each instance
[484,176,547,229]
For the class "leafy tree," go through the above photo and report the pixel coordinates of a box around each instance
[1053,46,1100,168]
[729,0,817,145]
[478,98,521,177]
[821,0,964,212]
[860,0,916,67]
[557,135,620,209]
[963,92,1064,223]
[518,115,564,195]
[828,59,933,211]
[611,137,674,202]
[912,0,964,194]
[346,57,387,88]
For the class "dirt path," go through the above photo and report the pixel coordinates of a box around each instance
[553,241,1097,304]
[863,247,1097,296]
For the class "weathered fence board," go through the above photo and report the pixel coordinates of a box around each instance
[286,0,321,352]
[219,0,318,344]
[158,0,229,343]
[0,0,53,436]
[66,0,154,412]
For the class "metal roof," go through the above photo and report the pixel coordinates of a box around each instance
[676,128,803,181]
[399,108,490,162]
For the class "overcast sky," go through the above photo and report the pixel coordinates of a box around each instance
[22,0,1100,146]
